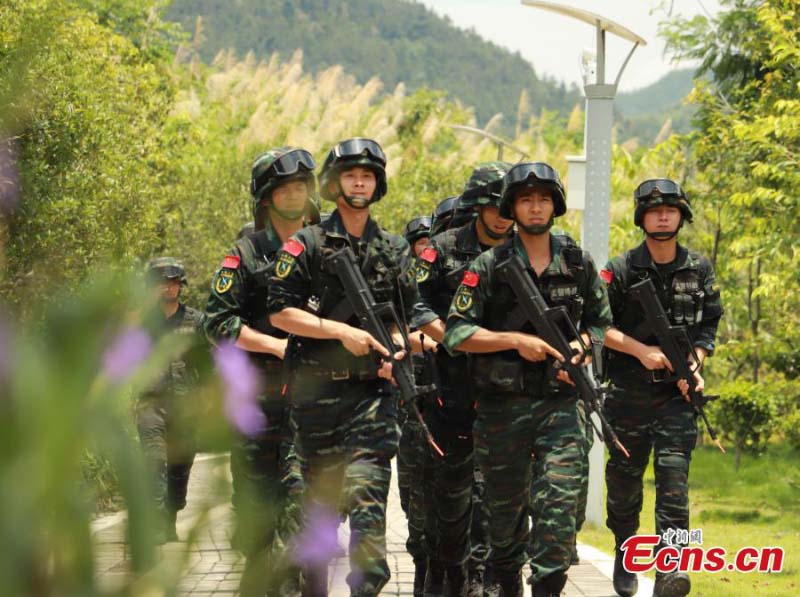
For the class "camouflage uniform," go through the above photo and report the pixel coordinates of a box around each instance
[267,209,437,596]
[398,216,436,596]
[137,300,203,534]
[416,218,486,594]
[443,233,611,591]
[204,218,304,596]
[603,241,722,556]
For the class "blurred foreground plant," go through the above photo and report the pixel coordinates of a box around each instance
[0,270,238,594]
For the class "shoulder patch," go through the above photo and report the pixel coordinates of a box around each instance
[599,269,614,284]
[282,238,305,257]
[222,255,240,270]
[462,270,480,288]
[419,246,438,263]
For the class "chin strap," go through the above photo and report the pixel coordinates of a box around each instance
[644,220,683,241]
[268,205,305,222]
[478,211,508,240]
[518,215,554,236]
[342,194,372,209]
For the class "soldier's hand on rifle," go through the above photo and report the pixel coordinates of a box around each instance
[273,337,288,360]
[378,349,407,385]
[637,346,674,371]
[515,333,564,363]
[340,326,391,358]
[677,366,705,401]
[568,334,592,365]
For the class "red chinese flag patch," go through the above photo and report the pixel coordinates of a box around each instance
[282,238,305,257]
[462,271,480,288]
[420,246,438,263]
[222,255,241,269]
[599,269,614,284]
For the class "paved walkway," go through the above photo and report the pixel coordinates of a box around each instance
[93,453,653,596]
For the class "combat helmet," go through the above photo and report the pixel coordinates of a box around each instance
[319,138,388,206]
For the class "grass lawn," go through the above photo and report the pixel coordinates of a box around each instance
[578,443,800,596]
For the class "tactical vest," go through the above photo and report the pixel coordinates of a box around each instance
[295,224,404,372]
[473,234,588,395]
[143,305,202,400]
[613,249,706,345]
[430,225,482,319]
[237,230,286,340]
[606,246,713,384]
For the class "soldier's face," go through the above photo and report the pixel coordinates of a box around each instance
[269,180,309,215]
[338,167,377,201]
[412,236,430,257]
[478,205,514,235]
[643,205,681,235]
[156,278,181,303]
[513,188,554,226]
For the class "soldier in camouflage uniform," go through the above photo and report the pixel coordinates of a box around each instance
[137,257,203,543]
[415,162,514,596]
[267,138,439,596]
[430,196,462,238]
[602,179,723,597]
[204,147,319,596]
[397,215,435,596]
[443,162,611,597]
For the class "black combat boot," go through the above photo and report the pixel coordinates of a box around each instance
[467,567,484,597]
[425,559,445,597]
[530,570,567,597]
[413,559,427,596]
[498,574,523,597]
[613,548,638,597]
[445,563,469,597]
[653,571,690,597]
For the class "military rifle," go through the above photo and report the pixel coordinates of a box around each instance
[628,278,725,452]
[330,246,445,457]
[496,254,630,458]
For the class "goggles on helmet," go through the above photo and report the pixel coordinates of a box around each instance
[251,149,316,195]
[505,162,561,188]
[332,138,386,166]
[634,179,685,202]
[405,216,432,236]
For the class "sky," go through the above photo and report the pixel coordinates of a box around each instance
[415,0,721,92]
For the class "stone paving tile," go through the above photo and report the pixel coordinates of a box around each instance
[94,453,626,596]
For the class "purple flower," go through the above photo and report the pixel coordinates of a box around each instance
[102,326,153,384]
[291,503,342,566]
[212,341,266,437]
[0,140,19,214]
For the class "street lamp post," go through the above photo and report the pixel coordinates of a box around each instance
[521,0,646,526]
[447,124,529,162]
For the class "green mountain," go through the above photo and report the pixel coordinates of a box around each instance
[165,0,581,129]
[616,69,697,144]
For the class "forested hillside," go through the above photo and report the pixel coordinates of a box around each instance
[165,0,581,130]
[616,69,696,144]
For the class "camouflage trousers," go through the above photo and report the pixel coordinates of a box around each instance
[604,390,697,552]
[423,402,475,571]
[397,417,432,565]
[475,393,583,584]
[529,404,593,562]
[230,398,303,597]
[576,404,595,534]
[135,398,196,514]
[291,374,399,596]
[470,462,489,579]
